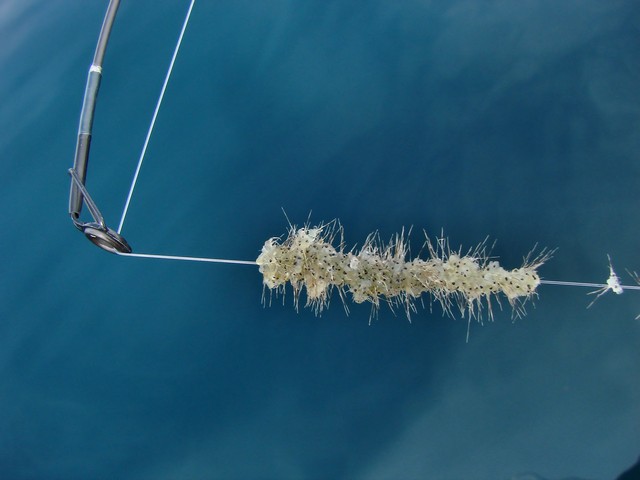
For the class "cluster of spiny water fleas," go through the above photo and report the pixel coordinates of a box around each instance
[256,223,549,319]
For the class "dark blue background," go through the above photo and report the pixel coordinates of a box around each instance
[1,1,639,478]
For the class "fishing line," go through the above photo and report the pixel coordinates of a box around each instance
[118,252,257,266]
[541,279,640,290]
[69,0,639,321]
[117,0,197,235]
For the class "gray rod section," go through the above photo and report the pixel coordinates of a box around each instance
[69,0,121,222]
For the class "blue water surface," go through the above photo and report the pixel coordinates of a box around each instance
[1,1,639,479]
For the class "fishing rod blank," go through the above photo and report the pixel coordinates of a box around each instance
[68,0,131,254]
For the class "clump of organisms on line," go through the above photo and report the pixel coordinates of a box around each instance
[256,221,551,324]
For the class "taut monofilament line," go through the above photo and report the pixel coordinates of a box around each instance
[256,221,552,321]
[69,1,640,326]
